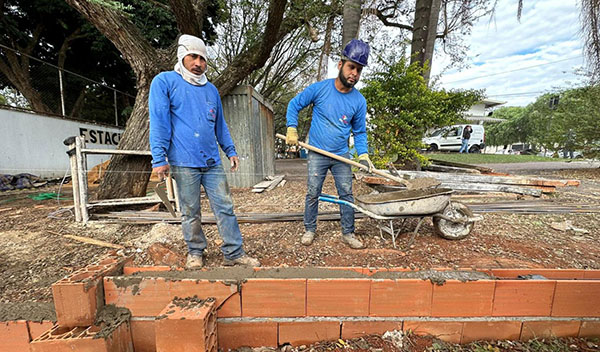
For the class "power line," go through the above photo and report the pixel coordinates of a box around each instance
[0,43,136,98]
[444,56,583,84]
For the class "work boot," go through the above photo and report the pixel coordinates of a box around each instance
[301,231,315,246]
[185,254,204,269]
[341,233,364,249]
[224,255,261,267]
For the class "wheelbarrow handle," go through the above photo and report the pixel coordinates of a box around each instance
[275,133,413,189]
[318,194,395,220]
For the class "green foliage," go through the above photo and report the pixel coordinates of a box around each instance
[484,106,530,147]
[360,57,483,166]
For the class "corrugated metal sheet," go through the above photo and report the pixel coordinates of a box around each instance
[220,85,274,188]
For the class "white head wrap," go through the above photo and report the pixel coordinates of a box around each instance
[174,34,208,86]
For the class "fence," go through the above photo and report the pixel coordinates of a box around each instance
[0,44,135,127]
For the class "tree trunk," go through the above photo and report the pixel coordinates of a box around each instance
[318,13,335,80]
[67,0,300,199]
[342,0,361,46]
[410,0,441,84]
[95,81,154,199]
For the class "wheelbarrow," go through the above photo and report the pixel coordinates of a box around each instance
[319,188,482,249]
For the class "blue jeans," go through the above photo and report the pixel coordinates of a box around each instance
[304,151,354,235]
[171,165,244,260]
[459,138,469,153]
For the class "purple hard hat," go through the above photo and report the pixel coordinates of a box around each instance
[342,39,370,66]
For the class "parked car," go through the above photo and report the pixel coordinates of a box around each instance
[422,124,485,153]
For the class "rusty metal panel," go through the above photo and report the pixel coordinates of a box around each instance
[220,85,274,188]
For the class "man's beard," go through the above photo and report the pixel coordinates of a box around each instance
[338,69,356,88]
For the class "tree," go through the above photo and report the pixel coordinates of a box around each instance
[360,56,482,166]
[0,0,137,121]
[483,106,530,148]
[65,0,336,199]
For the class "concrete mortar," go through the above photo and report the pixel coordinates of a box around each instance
[0,302,56,322]
[112,267,492,285]
[93,304,131,339]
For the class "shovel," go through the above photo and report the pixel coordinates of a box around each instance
[154,180,178,218]
[275,133,439,190]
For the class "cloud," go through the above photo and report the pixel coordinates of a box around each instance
[432,0,585,107]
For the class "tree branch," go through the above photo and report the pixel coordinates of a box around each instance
[168,0,205,36]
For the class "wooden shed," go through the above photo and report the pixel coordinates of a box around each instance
[220,85,275,188]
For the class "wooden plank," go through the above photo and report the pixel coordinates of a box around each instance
[423,164,481,174]
[439,182,542,197]
[362,171,572,188]
[428,158,495,173]
[81,148,151,156]
[75,136,89,223]
[253,179,274,189]
[62,234,124,249]
[66,141,82,222]
[265,175,285,191]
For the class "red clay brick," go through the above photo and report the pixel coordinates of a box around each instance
[307,279,370,316]
[155,298,217,352]
[29,320,133,352]
[242,279,306,317]
[130,319,156,352]
[0,321,30,352]
[579,321,600,338]
[461,321,522,343]
[279,321,341,346]
[28,321,55,340]
[551,281,600,317]
[491,269,585,280]
[104,277,241,317]
[217,321,277,350]
[431,280,494,317]
[492,280,556,316]
[583,270,600,279]
[370,279,432,317]
[403,321,463,343]
[521,321,581,340]
[52,254,130,327]
[341,321,402,339]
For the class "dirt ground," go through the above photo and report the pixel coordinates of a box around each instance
[1,160,599,309]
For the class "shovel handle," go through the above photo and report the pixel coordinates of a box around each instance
[275,133,412,188]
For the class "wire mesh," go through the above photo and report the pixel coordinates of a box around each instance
[0,44,135,127]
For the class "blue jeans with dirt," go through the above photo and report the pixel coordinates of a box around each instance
[304,151,355,235]
[459,138,470,153]
[171,165,244,260]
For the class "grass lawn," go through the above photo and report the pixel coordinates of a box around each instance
[426,153,562,164]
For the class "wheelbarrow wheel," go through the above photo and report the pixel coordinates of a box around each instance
[433,201,474,240]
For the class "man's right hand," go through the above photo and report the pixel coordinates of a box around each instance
[153,165,170,181]
[286,127,298,145]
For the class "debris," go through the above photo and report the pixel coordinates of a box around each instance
[147,242,185,266]
[550,220,589,234]
[382,330,404,349]
[61,233,125,249]
[252,175,285,193]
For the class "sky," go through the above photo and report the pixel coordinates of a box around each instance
[430,0,586,107]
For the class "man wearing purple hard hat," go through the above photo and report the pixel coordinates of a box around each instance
[285,39,373,250]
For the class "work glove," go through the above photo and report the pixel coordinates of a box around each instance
[358,153,375,173]
[286,127,298,145]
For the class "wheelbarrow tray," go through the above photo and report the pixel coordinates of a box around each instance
[355,188,453,216]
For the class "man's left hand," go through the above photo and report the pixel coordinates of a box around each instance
[358,154,375,173]
[229,156,239,172]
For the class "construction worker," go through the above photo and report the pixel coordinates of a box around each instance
[149,34,260,269]
[285,39,373,249]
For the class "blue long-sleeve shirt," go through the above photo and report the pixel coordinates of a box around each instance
[149,71,236,168]
[286,79,368,156]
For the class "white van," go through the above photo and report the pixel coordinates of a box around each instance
[422,124,485,153]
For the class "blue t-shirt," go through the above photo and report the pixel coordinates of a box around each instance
[286,79,368,156]
[149,71,237,168]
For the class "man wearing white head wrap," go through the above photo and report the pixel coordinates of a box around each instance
[149,34,260,269]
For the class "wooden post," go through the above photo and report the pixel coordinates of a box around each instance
[75,136,89,223]
[64,138,82,222]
